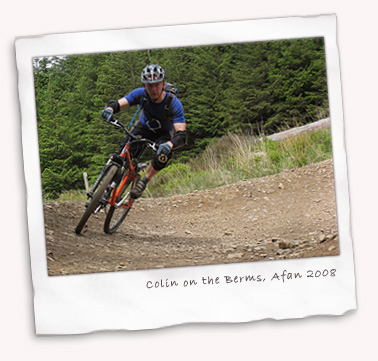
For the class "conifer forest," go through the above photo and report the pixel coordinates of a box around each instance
[33,37,329,197]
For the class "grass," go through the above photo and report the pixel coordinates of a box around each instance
[57,190,88,202]
[145,127,332,198]
[54,127,332,201]
[43,189,87,202]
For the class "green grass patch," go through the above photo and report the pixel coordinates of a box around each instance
[44,189,87,202]
[146,128,333,198]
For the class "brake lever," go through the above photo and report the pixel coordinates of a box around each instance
[109,119,122,129]
[147,142,157,152]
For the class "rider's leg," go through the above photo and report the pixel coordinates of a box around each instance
[130,163,158,199]
[144,163,160,179]
[130,146,172,199]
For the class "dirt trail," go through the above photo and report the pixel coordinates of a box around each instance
[44,159,339,276]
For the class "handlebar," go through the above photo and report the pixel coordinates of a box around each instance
[107,118,128,132]
[107,118,158,152]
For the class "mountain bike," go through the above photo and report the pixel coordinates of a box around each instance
[75,118,157,235]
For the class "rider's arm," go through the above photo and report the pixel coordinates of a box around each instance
[102,89,142,122]
[118,97,129,110]
[105,88,144,114]
[168,122,186,150]
[105,98,129,113]
[167,97,186,149]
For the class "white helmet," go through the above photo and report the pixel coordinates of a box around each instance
[141,64,165,84]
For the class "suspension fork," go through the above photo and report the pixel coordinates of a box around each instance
[88,142,131,199]
[87,161,113,198]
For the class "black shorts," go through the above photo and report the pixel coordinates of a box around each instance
[119,121,173,170]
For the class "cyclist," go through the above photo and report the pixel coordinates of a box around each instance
[101,64,187,199]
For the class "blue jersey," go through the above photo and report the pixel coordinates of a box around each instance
[125,88,185,132]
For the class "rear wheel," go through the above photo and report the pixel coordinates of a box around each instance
[75,165,118,234]
[104,174,140,234]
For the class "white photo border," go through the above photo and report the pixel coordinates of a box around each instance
[16,14,356,335]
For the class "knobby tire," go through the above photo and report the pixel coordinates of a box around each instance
[103,174,140,234]
[75,165,118,234]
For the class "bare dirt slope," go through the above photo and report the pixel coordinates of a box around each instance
[44,159,339,276]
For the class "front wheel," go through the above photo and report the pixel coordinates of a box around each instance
[75,165,118,234]
[104,174,140,234]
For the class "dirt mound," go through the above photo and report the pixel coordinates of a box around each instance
[44,159,339,276]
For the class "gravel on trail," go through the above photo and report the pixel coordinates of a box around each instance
[44,159,339,276]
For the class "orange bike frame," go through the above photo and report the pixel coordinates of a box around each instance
[109,144,136,209]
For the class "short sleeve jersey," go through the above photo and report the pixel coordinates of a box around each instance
[125,88,185,132]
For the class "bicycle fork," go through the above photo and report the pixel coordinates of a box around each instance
[86,158,114,199]
[86,162,123,213]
